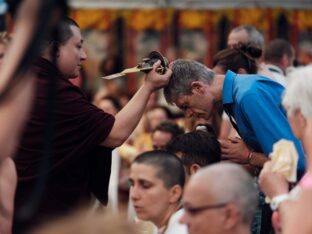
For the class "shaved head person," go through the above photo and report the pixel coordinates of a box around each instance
[180,163,257,234]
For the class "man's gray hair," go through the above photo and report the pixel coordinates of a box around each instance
[283,65,312,119]
[163,59,216,104]
[231,24,264,49]
[194,163,258,225]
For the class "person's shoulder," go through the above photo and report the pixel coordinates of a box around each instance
[236,73,271,83]
[233,74,261,97]
[56,78,91,103]
[236,73,282,94]
[165,209,187,234]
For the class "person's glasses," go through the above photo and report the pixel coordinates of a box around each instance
[184,203,228,215]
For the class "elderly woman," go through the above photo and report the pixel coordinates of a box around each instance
[259,65,312,234]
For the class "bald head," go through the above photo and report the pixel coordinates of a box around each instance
[188,163,257,224]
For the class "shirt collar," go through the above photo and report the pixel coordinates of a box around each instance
[222,70,236,105]
[266,64,284,75]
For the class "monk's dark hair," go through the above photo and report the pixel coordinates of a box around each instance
[40,17,80,57]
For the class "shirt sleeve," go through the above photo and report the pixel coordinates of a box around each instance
[239,93,305,175]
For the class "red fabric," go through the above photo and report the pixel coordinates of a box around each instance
[13,58,115,232]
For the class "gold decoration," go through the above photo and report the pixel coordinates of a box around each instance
[69,8,312,32]
[71,10,113,30]
[127,10,170,31]
[211,10,235,26]
[296,10,312,30]
[236,8,269,31]
[179,10,208,29]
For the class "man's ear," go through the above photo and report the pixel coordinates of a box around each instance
[223,203,240,230]
[237,68,248,74]
[281,54,290,71]
[190,164,201,175]
[169,185,183,203]
[49,42,60,58]
[41,42,59,61]
[191,81,205,94]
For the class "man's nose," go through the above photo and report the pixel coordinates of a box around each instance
[80,49,87,61]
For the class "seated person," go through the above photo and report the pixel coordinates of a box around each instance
[133,105,172,153]
[129,150,187,234]
[166,128,221,180]
[94,95,121,116]
[151,121,184,150]
[181,163,258,234]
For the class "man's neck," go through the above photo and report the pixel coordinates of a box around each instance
[240,225,251,234]
[210,74,225,102]
[228,224,250,234]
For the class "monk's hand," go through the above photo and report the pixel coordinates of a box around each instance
[144,60,172,92]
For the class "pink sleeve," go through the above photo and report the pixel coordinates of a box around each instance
[299,173,312,189]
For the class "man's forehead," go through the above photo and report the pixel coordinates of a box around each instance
[172,95,189,106]
[70,25,83,41]
[187,176,207,192]
[184,180,212,204]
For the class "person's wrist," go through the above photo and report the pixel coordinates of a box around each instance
[270,193,291,211]
[142,80,155,93]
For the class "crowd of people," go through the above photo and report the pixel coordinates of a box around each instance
[0,1,312,234]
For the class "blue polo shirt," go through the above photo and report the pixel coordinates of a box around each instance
[222,70,305,175]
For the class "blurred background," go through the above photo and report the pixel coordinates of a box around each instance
[3,0,312,97]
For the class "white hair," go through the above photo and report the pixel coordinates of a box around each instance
[283,65,312,119]
[194,163,257,225]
